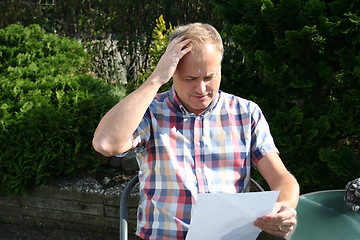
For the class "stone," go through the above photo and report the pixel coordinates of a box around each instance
[345,178,360,212]
[120,151,139,172]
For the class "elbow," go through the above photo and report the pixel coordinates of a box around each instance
[92,134,130,157]
[92,137,115,157]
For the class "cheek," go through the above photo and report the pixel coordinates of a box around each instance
[208,79,221,90]
[173,81,191,97]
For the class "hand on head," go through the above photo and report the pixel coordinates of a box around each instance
[149,36,192,86]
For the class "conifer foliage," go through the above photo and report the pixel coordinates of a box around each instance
[214,0,360,192]
[0,24,121,194]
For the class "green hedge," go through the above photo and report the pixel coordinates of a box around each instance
[214,0,360,193]
[0,0,220,87]
[0,24,123,194]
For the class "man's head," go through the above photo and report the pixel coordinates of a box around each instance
[169,23,224,60]
[170,23,223,115]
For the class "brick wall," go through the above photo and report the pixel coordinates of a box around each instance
[0,183,140,239]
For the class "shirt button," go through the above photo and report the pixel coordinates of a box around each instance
[196,142,201,146]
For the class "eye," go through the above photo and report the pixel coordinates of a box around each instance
[204,76,214,81]
[185,77,196,81]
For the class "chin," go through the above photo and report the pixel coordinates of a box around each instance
[192,105,209,113]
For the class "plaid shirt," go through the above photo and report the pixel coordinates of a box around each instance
[129,88,278,240]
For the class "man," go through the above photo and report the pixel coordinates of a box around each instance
[93,23,299,240]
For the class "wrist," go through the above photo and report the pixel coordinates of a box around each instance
[276,197,299,209]
[142,75,163,90]
[147,70,171,87]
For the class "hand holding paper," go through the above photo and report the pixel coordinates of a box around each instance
[186,191,280,240]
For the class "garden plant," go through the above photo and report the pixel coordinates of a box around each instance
[0,24,123,194]
[214,0,360,192]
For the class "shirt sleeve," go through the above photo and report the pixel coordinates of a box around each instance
[250,103,279,165]
[131,109,152,150]
[115,110,151,158]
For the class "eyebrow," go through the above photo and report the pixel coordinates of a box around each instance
[205,73,216,78]
[185,73,216,79]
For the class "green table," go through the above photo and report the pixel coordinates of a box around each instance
[292,190,360,240]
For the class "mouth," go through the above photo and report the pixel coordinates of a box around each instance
[194,95,207,99]
[192,93,210,99]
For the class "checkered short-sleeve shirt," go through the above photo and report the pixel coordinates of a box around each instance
[130,88,278,240]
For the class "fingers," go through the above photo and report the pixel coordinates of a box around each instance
[167,36,192,57]
[262,223,295,238]
[255,221,296,238]
[255,215,297,231]
[254,204,297,237]
[149,36,192,85]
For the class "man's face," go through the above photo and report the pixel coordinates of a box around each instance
[173,43,222,115]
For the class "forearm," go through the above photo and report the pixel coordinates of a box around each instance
[93,77,162,156]
[254,171,299,237]
[257,153,300,208]
[93,36,192,157]
[269,173,300,208]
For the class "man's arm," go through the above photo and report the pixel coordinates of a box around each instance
[92,37,192,157]
[257,152,299,208]
[254,152,299,237]
[92,79,161,156]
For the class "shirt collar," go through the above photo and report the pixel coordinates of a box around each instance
[169,86,221,117]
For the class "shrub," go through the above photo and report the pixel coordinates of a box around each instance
[0,0,219,87]
[214,0,360,192]
[0,24,123,194]
[126,15,174,94]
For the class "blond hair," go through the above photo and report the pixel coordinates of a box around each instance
[169,23,224,59]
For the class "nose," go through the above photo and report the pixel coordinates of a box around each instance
[194,80,207,94]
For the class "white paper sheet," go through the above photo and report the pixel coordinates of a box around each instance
[186,191,280,240]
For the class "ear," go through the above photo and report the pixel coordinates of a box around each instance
[172,69,179,80]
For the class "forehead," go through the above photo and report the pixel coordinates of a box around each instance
[176,43,222,75]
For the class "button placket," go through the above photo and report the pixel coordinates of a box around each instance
[194,115,205,192]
